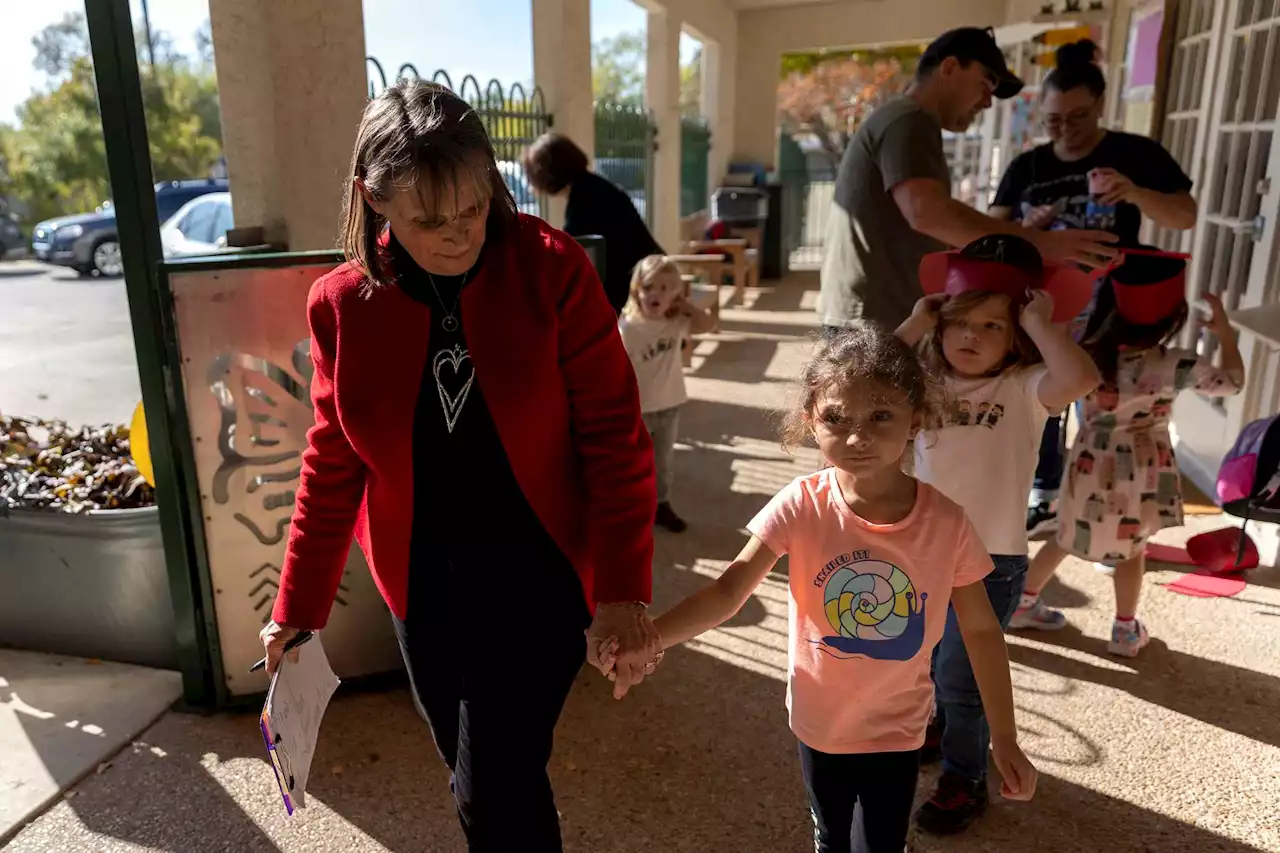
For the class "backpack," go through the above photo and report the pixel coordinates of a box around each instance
[1218,414,1280,524]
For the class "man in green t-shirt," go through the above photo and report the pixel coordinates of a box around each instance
[819,27,1118,331]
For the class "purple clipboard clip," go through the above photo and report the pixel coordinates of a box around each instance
[259,711,295,816]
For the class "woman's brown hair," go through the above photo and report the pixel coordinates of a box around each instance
[918,291,1043,378]
[341,80,519,287]
[522,133,590,195]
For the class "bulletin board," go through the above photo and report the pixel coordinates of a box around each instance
[1120,1,1166,136]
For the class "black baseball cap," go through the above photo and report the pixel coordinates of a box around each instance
[920,27,1024,99]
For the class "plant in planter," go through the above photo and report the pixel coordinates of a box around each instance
[1,416,154,513]
[1,415,173,669]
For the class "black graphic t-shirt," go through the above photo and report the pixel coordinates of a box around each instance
[993,131,1193,245]
[390,238,585,609]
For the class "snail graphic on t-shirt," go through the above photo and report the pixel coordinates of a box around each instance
[816,560,926,662]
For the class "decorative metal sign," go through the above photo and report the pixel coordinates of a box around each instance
[170,262,403,695]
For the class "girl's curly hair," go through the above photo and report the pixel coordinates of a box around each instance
[781,322,943,452]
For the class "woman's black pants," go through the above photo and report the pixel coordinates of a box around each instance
[392,555,590,852]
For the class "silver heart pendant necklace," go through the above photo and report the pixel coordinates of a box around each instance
[433,345,474,434]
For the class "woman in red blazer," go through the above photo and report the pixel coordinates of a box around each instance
[259,81,661,851]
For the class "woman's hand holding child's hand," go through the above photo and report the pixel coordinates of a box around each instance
[588,634,663,700]
[992,737,1038,801]
[1019,289,1055,330]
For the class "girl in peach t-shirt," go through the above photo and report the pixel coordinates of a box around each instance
[598,323,1037,853]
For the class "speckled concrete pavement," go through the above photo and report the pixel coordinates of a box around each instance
[6,273,1279,853]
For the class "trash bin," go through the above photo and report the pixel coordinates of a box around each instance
[711,187,785,280]
[711,187,769,230]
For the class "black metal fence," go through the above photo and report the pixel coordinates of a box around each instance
[681,117,711,217]
[595,102,655,227]
[366,57,551,219]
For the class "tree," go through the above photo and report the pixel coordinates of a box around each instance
[194,19,215,68]
[3,12,223,226]
[776,49,919,166]
[593,31,645,106]
[31,12,91,80]
[680,46,702,118]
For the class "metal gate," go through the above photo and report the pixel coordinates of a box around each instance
[595,101,655,227]
[366,58,552,219]
[681,117,711,217]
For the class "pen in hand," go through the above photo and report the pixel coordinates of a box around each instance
[249,630,314,673]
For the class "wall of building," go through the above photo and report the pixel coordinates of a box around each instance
[649,0,739,195]
[732,0,1009,166]
[210,0,368,251]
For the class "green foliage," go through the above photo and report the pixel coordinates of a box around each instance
[680,45,702,118]
[2,12,223,227]
[780,44,925,79]
[593,31,646,106]
[592,29,704,118]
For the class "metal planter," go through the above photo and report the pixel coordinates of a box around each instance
[0,506,177,669]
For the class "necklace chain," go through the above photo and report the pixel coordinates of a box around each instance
[426,270,468,332]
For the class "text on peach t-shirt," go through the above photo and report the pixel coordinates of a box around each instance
[747,469,993,754]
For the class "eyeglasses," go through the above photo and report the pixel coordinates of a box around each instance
[1043,107,1097,130]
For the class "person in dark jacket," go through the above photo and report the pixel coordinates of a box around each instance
[523,133,663,314]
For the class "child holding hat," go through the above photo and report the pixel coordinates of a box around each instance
[896,233,1101,834]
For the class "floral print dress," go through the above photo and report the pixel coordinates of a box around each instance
[1058,346,1241,563]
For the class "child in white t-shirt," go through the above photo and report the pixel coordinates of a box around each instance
[618,255,715,532]
[895,234,1100,835]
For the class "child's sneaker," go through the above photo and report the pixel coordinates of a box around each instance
[915,772,989,835]
[1008,595,1067,631]
[1108,618,1150,657]
[1025,501,1058,535]
[655,501,688,533]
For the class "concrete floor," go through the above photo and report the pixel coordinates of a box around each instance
[0,651,181,843]
[4,273,1279,852]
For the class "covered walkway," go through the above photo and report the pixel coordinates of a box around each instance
[4,274,1279,853]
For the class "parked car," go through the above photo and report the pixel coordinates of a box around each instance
[30,179,228,276]
[159,192,234,259]
[1,213,24,261]
[496,160,542,217]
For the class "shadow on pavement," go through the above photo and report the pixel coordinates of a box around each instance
[1008,626,1280,750]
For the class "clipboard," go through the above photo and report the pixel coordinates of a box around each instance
[258,633,339,814]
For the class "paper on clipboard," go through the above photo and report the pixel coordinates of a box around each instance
[260,634,340,813]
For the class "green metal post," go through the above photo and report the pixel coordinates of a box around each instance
[85,0,223,706]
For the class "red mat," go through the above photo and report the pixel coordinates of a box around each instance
[1166,572,1248,598]
[1151,528,1258,598]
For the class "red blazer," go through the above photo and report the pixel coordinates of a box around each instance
[272,215,657,629]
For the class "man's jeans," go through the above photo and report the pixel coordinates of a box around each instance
[1031,414,1066,505]
[933,554,1028,782]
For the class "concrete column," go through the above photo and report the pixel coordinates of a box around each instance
[532,0,594,227]
[701,35,737,198]
[209,0,367,251]
[646,8,682,251]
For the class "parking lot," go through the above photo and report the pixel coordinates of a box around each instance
[0,262,141,428]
